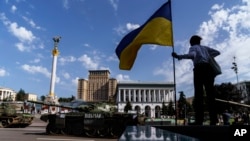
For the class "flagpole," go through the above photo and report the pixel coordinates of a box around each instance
[168,0,178,126]
[172,44,178,126]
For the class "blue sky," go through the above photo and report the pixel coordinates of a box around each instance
[1,0,250,99]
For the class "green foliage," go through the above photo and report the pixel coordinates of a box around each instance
[58,95,76,102]
[215,82,244,113]
[162,101,168,115]
[124,101,132,113]
[15,89,26,101]
[40,95,46,101]
[178,91,186,118]
[167,100,175,116]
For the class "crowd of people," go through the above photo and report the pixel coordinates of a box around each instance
[217,110,250,125]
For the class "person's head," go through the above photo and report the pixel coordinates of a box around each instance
[190,35,202,46]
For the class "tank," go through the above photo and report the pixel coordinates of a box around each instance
[0,101,34,128]
[28,100,146,138]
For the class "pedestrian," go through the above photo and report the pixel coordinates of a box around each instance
[172,35,221,125]
[242,111,249,125]
[222,110,231,125]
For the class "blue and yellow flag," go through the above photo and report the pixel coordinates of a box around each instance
[115,0,173,70]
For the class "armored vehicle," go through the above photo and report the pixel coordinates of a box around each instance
[0,101,34,128]
[29,100,146,138]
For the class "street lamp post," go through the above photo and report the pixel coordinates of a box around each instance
[231,56,239,84]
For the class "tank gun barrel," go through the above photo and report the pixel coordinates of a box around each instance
[27,100,74,110]
[215,98,250,108]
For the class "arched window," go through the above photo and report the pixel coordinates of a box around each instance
[135,105,141,114]
[145,106,151,117]
[155,106,161,118]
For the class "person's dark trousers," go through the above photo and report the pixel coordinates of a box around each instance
[193,63,217,125]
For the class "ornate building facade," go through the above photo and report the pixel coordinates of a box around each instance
[77,70,117,102]
[0,87,16,101]
[235,81,250,102]
[116,82,175,118]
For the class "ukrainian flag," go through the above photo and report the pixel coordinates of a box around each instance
[115,0,173,70]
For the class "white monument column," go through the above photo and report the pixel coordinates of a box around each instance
[42,36,61,114]
[49,36,61,98]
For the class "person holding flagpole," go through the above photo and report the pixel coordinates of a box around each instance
[172,35,221,125]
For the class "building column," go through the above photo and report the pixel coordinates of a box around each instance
[139,89,141,102]
[142,89,144,102]
[123,89,126,102]
[171,90,174,101]
[148,89,151,102]
[153,90,156,102]
[169,90,171,102]
[163,90,166,102]
[158,91,161,102]
[128,89,131,102]
[118,89,121,102]
[143,90,146,102]
[166,90,169,102]
[133,89,136,102]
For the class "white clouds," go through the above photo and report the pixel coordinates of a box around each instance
[0,13,35,50]
[22,16,41,30]
[59,56,76,65]
[83,43,90,48]
[62,72,70,79]
[30,58,40,63]
[114,23,140,36]
[0,12,44,52]
[116,74,131,81]
[71,77,79,86]
[21,64,62,84]
[106,54,118,62]
[199,1,250,83]
[126,23,140,31]
[63,0,69,9]
[15,42,26,52]
[21,64,50,78]
[164,0,250,97]
[11,5,17,13]
[9,22,35,43]
[0,68,9,77]
[109,0,119,11]
[78,54,98,70]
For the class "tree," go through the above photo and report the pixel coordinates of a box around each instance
[167,100,175,116]
[40,95,46,101]
[214,82,243,113]
[178,91,188,119]
[231,56,239,83]
[124,101,132,113]
[15,89,26,101]
[58,95,76,102]
[70,95,76,101]
[162,101,168,116]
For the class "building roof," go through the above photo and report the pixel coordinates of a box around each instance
[88,70,110,73]
[117,81,174,88]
